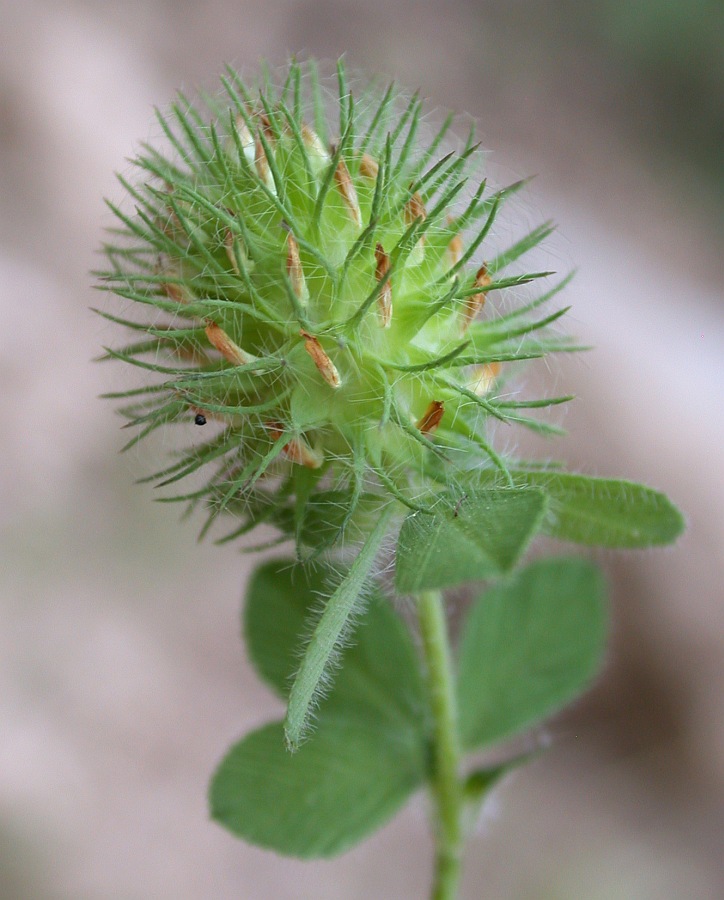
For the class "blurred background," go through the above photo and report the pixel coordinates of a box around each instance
[1,1,722,897]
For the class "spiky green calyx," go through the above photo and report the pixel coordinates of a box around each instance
[97,59,576,551]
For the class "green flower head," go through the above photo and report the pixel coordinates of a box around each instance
[98,58,575,553]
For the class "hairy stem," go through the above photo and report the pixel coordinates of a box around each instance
[417,589,464,900]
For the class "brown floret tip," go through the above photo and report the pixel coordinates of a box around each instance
[205,322,252,366]
[267,422,323,469]
[286,232,308,305]
[462,263,492,332]
[300,329,342,389]
[374,242,393,328]
[333,157,361,226]
[416,400,445,436]
[359,154,379,179]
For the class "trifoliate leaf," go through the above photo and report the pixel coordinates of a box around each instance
[395,488,547,593]
[457,558,607,749]
[220,554,430,856]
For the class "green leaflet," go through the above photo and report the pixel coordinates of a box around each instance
[210,556,428,857]
[284,506,394,748]
[514,471,685,547]
[209,719,426,858]
[457,558,608,749]
[395,488,547,593]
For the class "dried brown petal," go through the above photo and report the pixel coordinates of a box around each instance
[161,280,193,305]
[333,157,361,226]
[205,321,252,366]
[225,229,240,274]
[471,361,502,395]
[267,422,323,469]
[416,400,445,436]
[301,123,329,160]
[232,115,254,162]
[374,242,390,280]
[404,190,427,263]
[254,137,271,184]
[286,232,309,305]
[258,110,276,143]
[359,154,379,179]
[404,190,427,227]
[462,263,492,332]
[374,243,393,328]
[284,438,323,469]
[157,255,193,304]
[445,215,463,267]
[224,224,254,277]
[300,329,342,388]
[447,233,463,266]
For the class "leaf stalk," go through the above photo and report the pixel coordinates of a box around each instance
[417,589,464,900]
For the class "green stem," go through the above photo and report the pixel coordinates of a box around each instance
[417,589,464,900]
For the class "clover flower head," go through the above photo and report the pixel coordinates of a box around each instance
[98,58,575,553]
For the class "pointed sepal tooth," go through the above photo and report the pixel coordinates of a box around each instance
[333,156,361,226]
[286,232,309,306]
[267,422,323,469]
[462,263,492,332]
[300,329,341,388]
[374,243,393,328]
[415,400,445,436]
[470,362,502,395]
[205,321,255,367]
[359,154,379,179]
